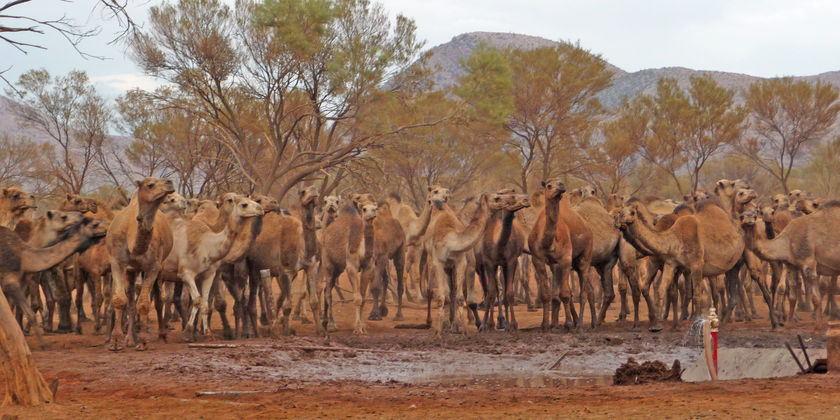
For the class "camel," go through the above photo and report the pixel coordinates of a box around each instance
[8,210,83,336]
[771,194,791,211]
[386,192,423,303]
[475,192,530,332]
[0,187,35,229]
[105,177,175,351]
[161,194,262,340]
[319,200,378,335]
[615,198,749,328]
[248,188,319,336]
[712,179,751,215]
[528,179,575,331]
[574,196,621,328]
[353,196,408,322]
[795,199,821,215]
[569,185,596,206]
[424,188,492,337]
[738,202,840,328]
[1,216,108,346]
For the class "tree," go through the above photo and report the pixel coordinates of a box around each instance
[0,134,52,191]
[740,77,840,193]
[639,76,746,194]
[579,98,652,195]
[803,136,840,197]
[131,0,436,199]
[7,69,112,194]
[459,43,613,193]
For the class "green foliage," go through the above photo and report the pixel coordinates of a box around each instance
[456,43,513,126]
[253,0,336,57]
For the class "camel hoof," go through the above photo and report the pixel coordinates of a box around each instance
[54,326,73,334]
[505,322,518,333]
[74,325,83,335]
[380,305,389,317]
[222,328,234,340]
[108,342,123,352]
[135,342,148,351]
[298,317,312,324]
[648,324,663,333]
[478,322,492,333]
[260,314,270,326]
[393,313,405,322]
[352,328,366,335]
[629,326,641,332]
[367,312,382,321]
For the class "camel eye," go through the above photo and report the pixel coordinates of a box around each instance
[13,194,19,199]
[75,200,81,204]
[61,215,67,221]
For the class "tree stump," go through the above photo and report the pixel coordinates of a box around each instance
[0,290,53,406]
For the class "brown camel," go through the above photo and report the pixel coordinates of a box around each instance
[355,197,408,322]
[161,195,262,340]
[475,192,530,332]
[615,198,747,328]
[319,201,378,335]
[712,179,751,214]
[528,178,577,331]
[386,192,423,303]
[249,188,319,336]
[574,196,621,328]
[0,187,35,229]
[105,177,175,351]
[738,202,840,328]
[1,216,108,347]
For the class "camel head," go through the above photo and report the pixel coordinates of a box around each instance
[134,177,175,204]
[579,185,596,199]
[185,198,201,216]
[160,192,188,214]
[738,209,759,227]
[713,179,751,198]
[788,189,807,202]
[62,193,98,213]
[2,187,36,213]
[614,202,641,229]
[734,188,757,206]
[232,196,264,220]
[505,194,531,212]
[605,193,626,212]
[298,186,319,208]
[540,178,566,200]
[760,206,776,223]
[322,195,341,216]
[359,201,378,221]
[45,210,85,233]
[250,193,280,213]
[691,190,712,204]
[427,185,451,210]
[217,192,242,214]
[387,191,402,204]
[795,199,820,215]
[771,194,790,210]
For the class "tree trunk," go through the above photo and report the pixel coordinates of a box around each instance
[0,289,53,407]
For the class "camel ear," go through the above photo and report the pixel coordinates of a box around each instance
[427,186,433,192]
[299,190,306,197]
[46,210,54,220]
[2,188,9,197]
[540,180,546,188]
[66,193,73,201]
[135,180,143,189]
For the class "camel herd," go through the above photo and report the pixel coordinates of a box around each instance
[0,176,838,350]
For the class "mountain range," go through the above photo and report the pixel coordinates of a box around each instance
[3,31,840,142]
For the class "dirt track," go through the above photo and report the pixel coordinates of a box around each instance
[3,291,839,419]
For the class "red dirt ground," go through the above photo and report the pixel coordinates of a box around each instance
[3,287,839,419]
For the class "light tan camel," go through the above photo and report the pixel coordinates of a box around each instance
[615,198,746,328]
[739,202,840,328]
[574,196,621,328]
[162,195,262,340]
[424,189,492,337]
[105,177,175,351]
[319,201,378,335]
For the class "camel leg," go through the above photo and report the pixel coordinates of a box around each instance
[108,263,129,352]
[597,258,617,328]
[181,272,202,341]
[345,254,366,335]
[479,262,497,332]
[303,263,322,336]
[274,271,294,336]
[803,263,822,329]
[503,261,519,332]
[74,270,89,335]
[430,261,448,337]
[393,248,406,321]
[553,265,573,330]
[786,266,799,324]
[197,272,216,338]
[152,281,166,342]
[2,278,45,348]
[720,264,744,327]
[368,256,388,321]
[244,264,262,338]
[617,268,629,321]
[655,264,678,330]
[39,273,55,332]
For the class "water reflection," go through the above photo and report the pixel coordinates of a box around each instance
[412,373,613,388]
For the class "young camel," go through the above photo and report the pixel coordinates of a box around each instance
[615,199,747,329]
[319,201,378,335]
[105,177,175,351]
[739,203,840,328]
[475,192,531,332]
[574,196,621,328]
[161,195,262,340]
[1,217,108,347]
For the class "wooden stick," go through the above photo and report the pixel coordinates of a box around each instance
[195,390,277,397]
[797,335,812,370]
[785,342,806,374]
[547,351,569,371]
[188,343,239,349]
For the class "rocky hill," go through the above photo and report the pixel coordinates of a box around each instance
[424,32,840,109]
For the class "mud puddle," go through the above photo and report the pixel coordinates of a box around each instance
[410,373,613,388]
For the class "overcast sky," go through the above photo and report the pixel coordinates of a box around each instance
[4,0,840,98]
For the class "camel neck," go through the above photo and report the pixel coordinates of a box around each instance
[540,196,560,250]
[492,210,516,258]
[222,216,262,264]
[743,224,792,264]
[132,200,162,256]
[407,202,432,243]
[301,202,318,259]
[626,218,673,258]
[21,233,89,273]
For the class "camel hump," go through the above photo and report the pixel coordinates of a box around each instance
[695,196,726,212]
[818,200,840,210]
